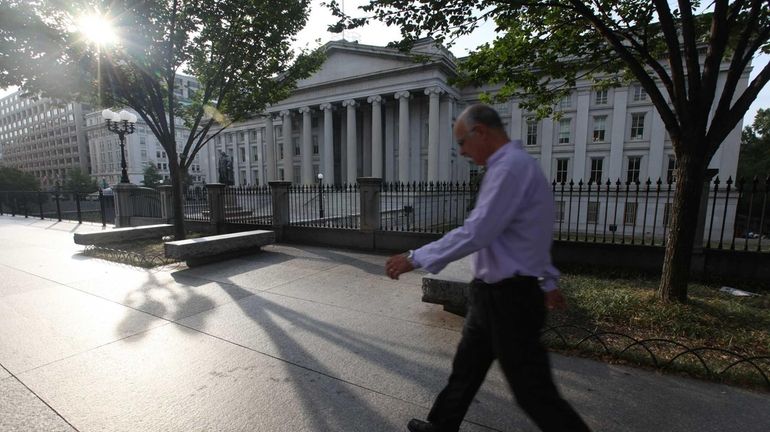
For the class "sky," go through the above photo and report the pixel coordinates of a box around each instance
[2,0,768,127]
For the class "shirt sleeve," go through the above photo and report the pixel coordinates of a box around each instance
[413,166,525,274]
[540,263,560,292]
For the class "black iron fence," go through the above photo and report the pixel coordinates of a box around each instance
[183,187,210,222]
[0,190,113,226]
[288,183,360,228]
[552,176,769,252]
[130,187,161,218]
[222,185,272,225]
[380,181,479,234]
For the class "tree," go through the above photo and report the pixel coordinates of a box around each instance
[142,163,163,189]
[738,108,770,181]
[5,0,324,239]
[0,167,40,191]
[65,167,98,193]
[331,0,770,302]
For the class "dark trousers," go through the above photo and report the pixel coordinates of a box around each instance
[427,277,590,432]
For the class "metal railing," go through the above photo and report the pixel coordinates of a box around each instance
[183,187,210,222]
[380,181,479,234]
[0,190,112,226]
[551,176,769,251]
[288,183,360,228]
[222,185,272,225]
[130,187,161,218]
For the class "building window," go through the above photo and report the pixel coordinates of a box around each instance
[293,137,300,156]
[252,146,258,162]
[526,117,538,146]
[293,171,300,184]
[239,147,246,163]
[312,135,319,154]
[595,89,608,105]
[632,85,647,102]
[624,202,638,225]
[630,113,645,140]
[558,119,571,144]
[556,158,569,183]
[587,201,600,224]
[667,156,677,184]
[592,115,607,142]
[590,158,603,184]
[559,95,572,110]
[627,156,641,183]
[278,144,284,160]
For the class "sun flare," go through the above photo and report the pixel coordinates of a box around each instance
[77,12,117,45]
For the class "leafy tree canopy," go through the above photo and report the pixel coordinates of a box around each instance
[739,108,770,181]
[65,167,98,193]
[0,167,40,191]
[142,163,163,189]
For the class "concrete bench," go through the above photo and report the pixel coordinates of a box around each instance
[164,230,275,266]
[74,224,174,246]
[421,257,473,317]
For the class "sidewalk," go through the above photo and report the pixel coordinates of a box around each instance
[1,214,768,432]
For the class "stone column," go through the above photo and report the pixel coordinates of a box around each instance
[358,177,382,232]
[299,106,313,184]
[281,110,294,183]
[320,103,335,184]
[608,88,629,180]
[244,129,253,185]
[206,183,226,234]
[368,95,383,178]
[342,99,358,184]
[425,87,443,182]
[573,89,591,182]
[158,185,174,222]
[113,183,137,227]
[269,181,291,241]
[394,91,411,182]
[384,102,395,181]
[648,110,666,181]
[264,115,276,182]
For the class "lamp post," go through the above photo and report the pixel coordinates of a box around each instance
[101,109,137,183]
[317,172,324,219]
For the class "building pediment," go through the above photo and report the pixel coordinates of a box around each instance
[296,40,455,88]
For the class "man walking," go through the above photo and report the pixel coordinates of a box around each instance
[386,104,591,432]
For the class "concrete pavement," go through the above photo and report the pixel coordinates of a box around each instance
[1,214,768,432]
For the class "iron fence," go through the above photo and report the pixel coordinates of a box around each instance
[183,187,210,222]
[380,181,480,234]
[551,176,769,251]
[0,190,112,226]
[288,183,360,228]
[222,185,272,225]
[130,187,161,218]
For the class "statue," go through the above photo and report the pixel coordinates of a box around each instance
[217,151,235,185]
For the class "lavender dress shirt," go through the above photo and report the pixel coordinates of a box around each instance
[412,139,560,291]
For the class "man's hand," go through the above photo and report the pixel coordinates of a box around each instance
[386,253,415,280]
[544,288,567,311]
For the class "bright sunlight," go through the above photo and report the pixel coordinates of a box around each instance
[77,12,117,45]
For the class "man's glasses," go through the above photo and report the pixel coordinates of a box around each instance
[457,126,477,147]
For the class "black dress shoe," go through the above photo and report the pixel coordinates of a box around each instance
[407,418,440,432]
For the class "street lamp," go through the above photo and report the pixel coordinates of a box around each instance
[317,172,324,219]
[102,109,137,183]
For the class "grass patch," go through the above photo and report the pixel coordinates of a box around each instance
[548,272,770,390]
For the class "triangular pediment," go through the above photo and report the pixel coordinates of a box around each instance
[296,42,444,88]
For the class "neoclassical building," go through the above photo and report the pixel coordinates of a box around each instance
[203,38,746,187]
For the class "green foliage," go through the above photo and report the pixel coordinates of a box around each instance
[64,167,98,193]
[738,108,770,181]
[0,167,40,191]
[141,163,163,189]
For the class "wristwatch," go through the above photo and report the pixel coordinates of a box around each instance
[405,250,416,266]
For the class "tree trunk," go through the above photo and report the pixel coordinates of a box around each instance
[658,150,709,303]
[168,143,186,240]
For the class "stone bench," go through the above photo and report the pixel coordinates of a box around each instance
[164,230,275,266]
[421,257,472,317]
[74,224,174,246]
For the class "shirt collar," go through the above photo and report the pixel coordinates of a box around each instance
[486,139,521,167]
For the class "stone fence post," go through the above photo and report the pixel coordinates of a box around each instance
[113,183,137,228]
[270,181,291,241]
[158,185,174,222]
[358,177,382,232]
[206,183,226,234]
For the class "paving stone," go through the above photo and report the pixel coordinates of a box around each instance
[0,377,76,432]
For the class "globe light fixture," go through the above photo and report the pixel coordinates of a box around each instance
[102,108,137,183]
